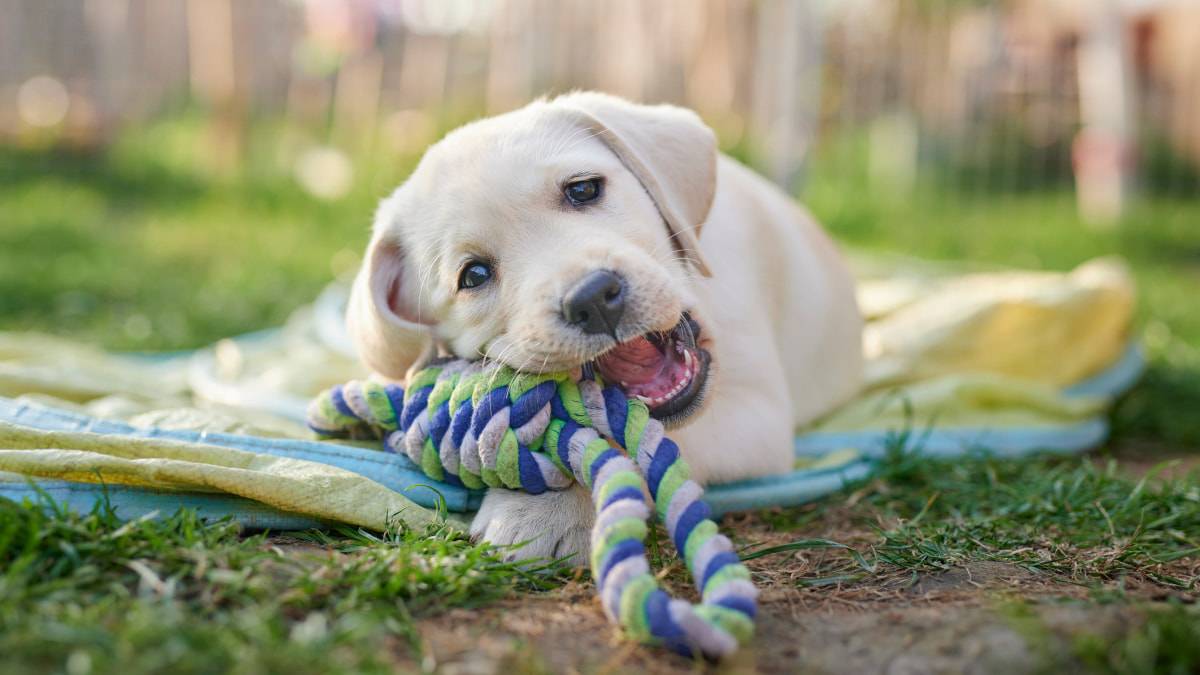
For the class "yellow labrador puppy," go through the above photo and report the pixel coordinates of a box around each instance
[347,92,862,561]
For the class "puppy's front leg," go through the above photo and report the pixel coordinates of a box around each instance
[471,482,595,565]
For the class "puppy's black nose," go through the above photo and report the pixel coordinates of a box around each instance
[562,269,626,338]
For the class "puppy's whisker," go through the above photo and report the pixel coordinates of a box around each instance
[552,126,602,158]
[547,125,594,159]
[543,125,575,158]
[646,238,675,264]
[483,341,526,389]
[414,249,448,322]
[647,246,705,282]
[646,234,703,269]
[661,245,708,272]
[417,250,446,288]
[654,251,703,272]
[556,129,606,157]
[678,317,697,346]
[515,353,540,377]
[649,245,684,265]
[415,248,448,297]
[484,341,515,370]
[664,246,704,260]
[543,125,577,159]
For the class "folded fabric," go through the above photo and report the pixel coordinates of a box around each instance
[859,257,1135,389]
[0,395,868,520]
[795,343,1143,460]
[0,254,1142,527]
[0,416,453,533]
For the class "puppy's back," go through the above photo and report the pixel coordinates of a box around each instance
[702,155,863,427]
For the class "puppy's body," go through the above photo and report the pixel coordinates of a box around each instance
[347,93,862,562]
[666,155,862,483]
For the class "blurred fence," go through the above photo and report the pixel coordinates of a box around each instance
[1,0,1197,217]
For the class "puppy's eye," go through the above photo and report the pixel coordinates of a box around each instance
[458,261,493,290]
[564,178,601,205]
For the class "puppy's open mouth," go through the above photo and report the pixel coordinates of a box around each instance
[592,313,711,426]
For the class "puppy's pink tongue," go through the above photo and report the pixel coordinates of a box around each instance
[595,337,665,384]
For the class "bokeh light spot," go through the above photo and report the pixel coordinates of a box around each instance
[17,76,70,127]
[295,146,354,200]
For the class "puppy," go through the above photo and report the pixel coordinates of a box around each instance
[346,92,863,562]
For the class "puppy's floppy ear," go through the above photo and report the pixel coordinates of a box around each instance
[552,92,717,277]
[345,229,436,380]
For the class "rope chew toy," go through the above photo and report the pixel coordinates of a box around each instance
[307,359,757,659]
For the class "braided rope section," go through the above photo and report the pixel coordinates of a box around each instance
[307,359,757,658]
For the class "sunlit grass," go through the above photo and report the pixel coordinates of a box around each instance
[0,495,562,675]
[863,449,1200,585]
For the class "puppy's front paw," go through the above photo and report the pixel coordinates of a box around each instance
[470,483,594,566]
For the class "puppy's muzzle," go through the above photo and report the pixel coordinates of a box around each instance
[562,269,626,339]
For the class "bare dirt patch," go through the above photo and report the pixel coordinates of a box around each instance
[410,564,1157,674]
[405,508,1197,675]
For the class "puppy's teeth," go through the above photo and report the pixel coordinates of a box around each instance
[683,350,693,368]
[620,381,629,387]
[635,394,653,404]
[653,397,665,404]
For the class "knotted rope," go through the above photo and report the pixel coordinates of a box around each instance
[307,359,756,659]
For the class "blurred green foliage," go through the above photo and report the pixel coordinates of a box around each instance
[0,115,421,352]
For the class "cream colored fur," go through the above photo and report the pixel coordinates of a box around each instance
[346,92,863,564]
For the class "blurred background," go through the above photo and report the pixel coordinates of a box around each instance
[1,0,1198,446]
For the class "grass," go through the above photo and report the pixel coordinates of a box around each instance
[2,114,1199,672]
[859,448,1200,586]
[0,494,563,675]
[0,114,428,352]
[6,453,1197,671]
[746,442,1200,591]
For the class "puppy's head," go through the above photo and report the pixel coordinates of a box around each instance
[347,92,718,426]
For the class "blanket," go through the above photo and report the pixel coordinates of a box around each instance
[0,254,1141,527]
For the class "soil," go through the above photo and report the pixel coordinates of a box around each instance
[271,445,1200,673]
[1099,440,1200,481]
[402,506,1198,675]
[411,560,1162,674]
